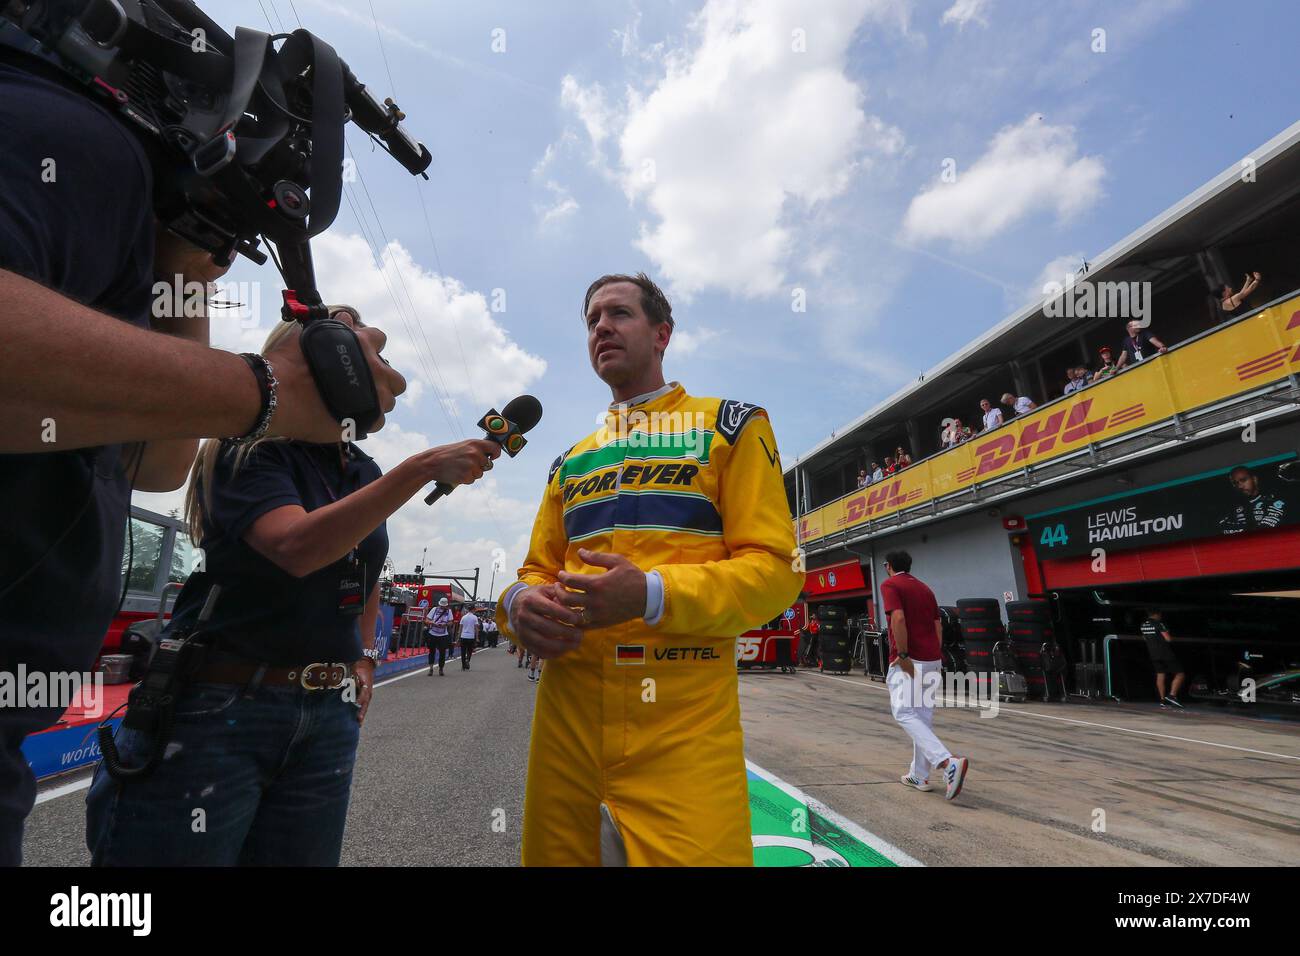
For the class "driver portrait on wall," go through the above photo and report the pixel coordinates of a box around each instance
[1218,464,1287,535]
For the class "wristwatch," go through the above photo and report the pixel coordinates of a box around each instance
[896,651,910,660]
[361,648,380,662]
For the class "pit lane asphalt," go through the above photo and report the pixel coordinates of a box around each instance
[739,667,1300,866]
[22,645,535,866]
[24,651,1300,866]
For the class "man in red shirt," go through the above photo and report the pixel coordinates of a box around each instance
[879,551,969,800]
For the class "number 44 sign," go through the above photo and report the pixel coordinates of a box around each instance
[1038,522,1070,548]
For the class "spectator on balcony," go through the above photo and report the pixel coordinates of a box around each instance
[883,455,897,476]
[1000,392,1036,416]
[871,461,884,482]
[942,420,973,449]
[1092,346,1121,382]
[856,468,869,489]
[894,447,913,469]
[1220,272,1261,314]
[1063,366,1089,395]
[1120,320,1168,364]
[979,398,1003,432]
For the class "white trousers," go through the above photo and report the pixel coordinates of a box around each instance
[887,658,952,781]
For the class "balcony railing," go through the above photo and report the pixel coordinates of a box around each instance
[796,290,1300,549]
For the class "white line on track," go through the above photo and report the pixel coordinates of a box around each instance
[745,759,923,867]
[35,647,507,804]
[35,776,94,805]
[809,670,1300,762]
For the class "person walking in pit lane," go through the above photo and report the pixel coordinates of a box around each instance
[880,550,969,801]
[1141,610,1185,708]
[526,649,542,683]
[458,605,480,670]
[427,597,454,676]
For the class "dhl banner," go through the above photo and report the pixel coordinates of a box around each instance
[798,293,1300,546]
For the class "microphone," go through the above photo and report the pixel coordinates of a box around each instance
[425,395,544,505]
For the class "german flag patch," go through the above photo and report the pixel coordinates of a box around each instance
[615,645,646,665]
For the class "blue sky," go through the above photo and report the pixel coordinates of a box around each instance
[132,0,1300,593]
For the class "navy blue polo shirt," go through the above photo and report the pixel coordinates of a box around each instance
[165,440,389,666]
[0,49,155,845]
[0,52,155,660]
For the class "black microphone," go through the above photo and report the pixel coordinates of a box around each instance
[425,395,544,505]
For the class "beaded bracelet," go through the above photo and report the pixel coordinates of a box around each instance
[231,353,278,444]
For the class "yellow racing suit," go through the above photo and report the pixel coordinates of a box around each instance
[497,382,803,866]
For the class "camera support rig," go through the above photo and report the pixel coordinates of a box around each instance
[1,0,434,437]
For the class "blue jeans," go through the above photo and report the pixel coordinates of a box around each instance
[86,681,360,866]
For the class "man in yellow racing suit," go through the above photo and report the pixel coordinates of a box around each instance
[496,272,803,866]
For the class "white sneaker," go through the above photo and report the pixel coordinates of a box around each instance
[943,757,969,801]
[900,773,933,792]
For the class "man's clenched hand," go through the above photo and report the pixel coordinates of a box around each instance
[553,549,648,629]
[512,584,584,660]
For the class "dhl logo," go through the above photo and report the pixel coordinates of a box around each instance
[796,296,1300,548]
[1237,308,1300,379]
[956,398,1146,482]
[1238,310,1300,380]
[830,482,925,526]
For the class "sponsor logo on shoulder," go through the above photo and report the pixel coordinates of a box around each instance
[716,399,762,444]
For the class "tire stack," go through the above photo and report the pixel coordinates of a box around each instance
[816,605,852,674]
[956,598,1004,699]
[1006,601,1055,701]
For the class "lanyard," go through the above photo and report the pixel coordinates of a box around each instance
[302,443,360,504]
[302,444,365,565]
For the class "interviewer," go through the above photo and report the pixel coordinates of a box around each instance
[85,309,499,866]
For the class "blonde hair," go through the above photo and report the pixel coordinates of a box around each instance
[183,306,360,542]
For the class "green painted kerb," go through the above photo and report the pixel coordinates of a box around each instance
[748,771,896,867]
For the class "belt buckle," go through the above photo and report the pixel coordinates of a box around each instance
[301,662,347,691]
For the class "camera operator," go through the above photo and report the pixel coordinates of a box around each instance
[85,309,501,866]
[0,44,405,865]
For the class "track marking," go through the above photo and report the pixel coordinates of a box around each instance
[808,670,1300,762]
[35,775,92,804]
[745,759,923,867]
[34,647,506,803]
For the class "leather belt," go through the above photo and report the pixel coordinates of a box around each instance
[192,658,354,691]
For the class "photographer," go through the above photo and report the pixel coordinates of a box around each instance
[426,597,453,676]
[0,41,404,864]
[85,309,501,866]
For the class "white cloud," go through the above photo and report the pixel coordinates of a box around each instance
[668,325,719,357]
[207,233,546,417]
[560,75,618,168]
[900,114,1105,246]
[558,0,907,300]
[613,8,643,57]
[537,181,580,227]
[941,0,991,29]
[310,232,547,415]
[1026,250,1086,306]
